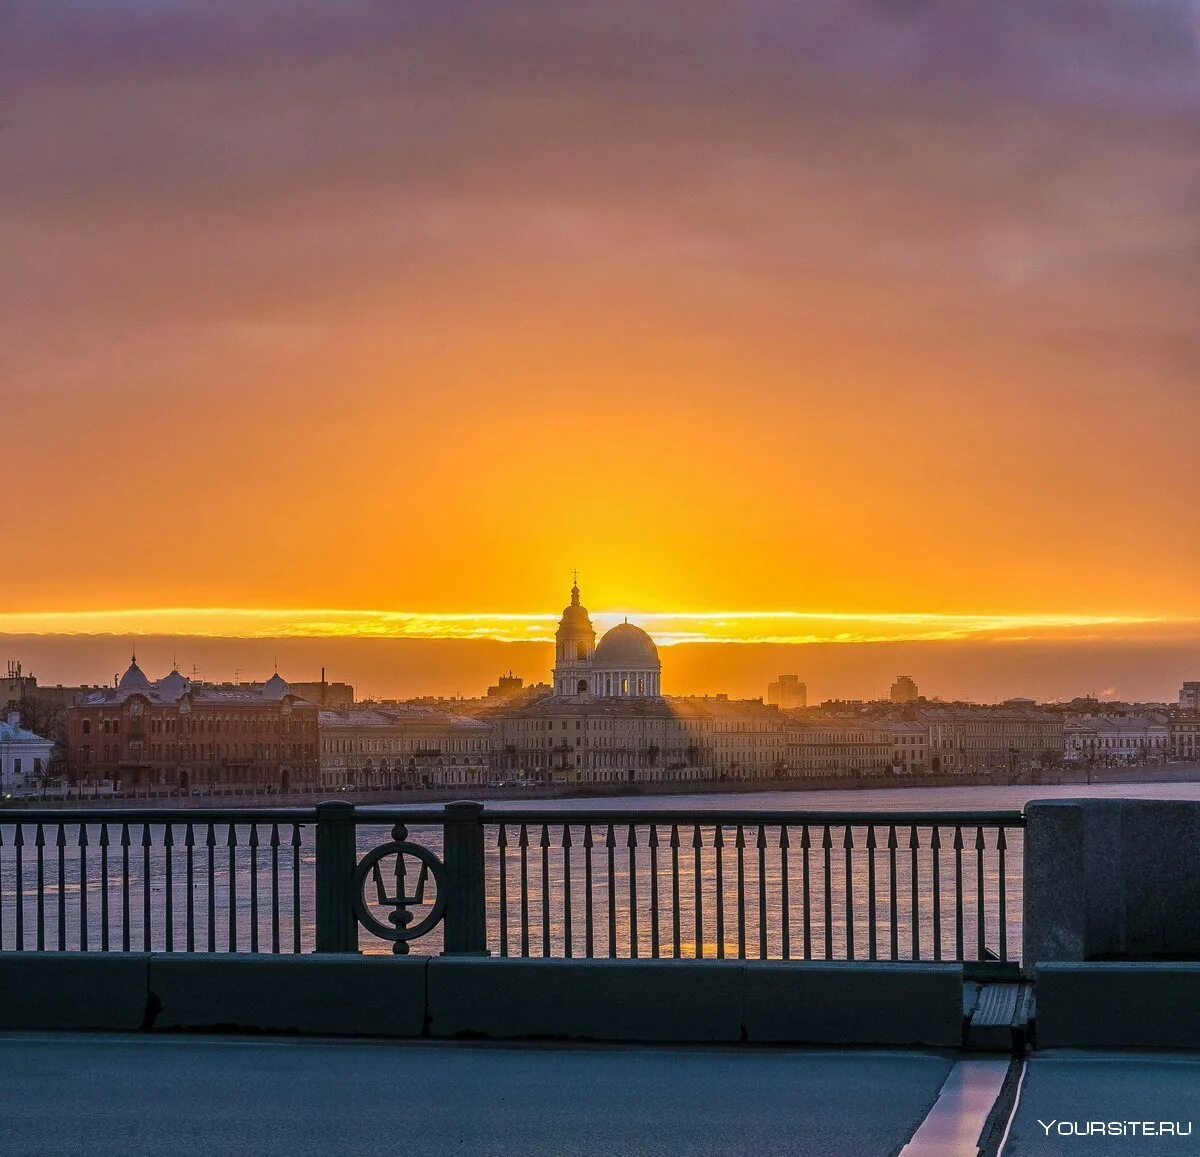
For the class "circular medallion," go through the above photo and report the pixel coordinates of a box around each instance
[352,837,447,950]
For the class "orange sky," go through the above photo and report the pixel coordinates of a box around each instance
[3,2,1199,653]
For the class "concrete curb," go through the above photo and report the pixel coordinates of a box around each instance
[1035,963,1200,1048]
[743,962,963,1046]
[0,954,963,1045]
[427,959,963,1045]
[149,954,427,1036]
[0,953,150,1030]
[428,958,745,1042]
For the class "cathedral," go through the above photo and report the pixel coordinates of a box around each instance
[552,579,662,698]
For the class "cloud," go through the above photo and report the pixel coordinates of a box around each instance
[1,1,1197,619]
[0,605,1191,646]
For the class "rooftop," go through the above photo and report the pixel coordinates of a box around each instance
[319,706,490,731]
[0,719,50,745]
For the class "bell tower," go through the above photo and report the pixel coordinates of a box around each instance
[553,574,595,695]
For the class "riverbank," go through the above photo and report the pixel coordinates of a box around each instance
[6,762,1200,811]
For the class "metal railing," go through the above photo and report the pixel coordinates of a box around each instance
[0,803,1025,964]
[479,809,1024,964]
[0,810,312,954]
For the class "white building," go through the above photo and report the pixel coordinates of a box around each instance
[491,581,789,783]
[552,579,662,698]
[318,706,491,790]
[881,719,929,774]
[1065,715,1169,765]
[0,713,54,797]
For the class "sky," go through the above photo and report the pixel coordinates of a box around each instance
[2,2,1198,698]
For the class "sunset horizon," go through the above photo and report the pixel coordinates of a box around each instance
[6,3,1200,1145]
[5,577,1200,703]
[3,601,1193,644]
[7,4,1200,654]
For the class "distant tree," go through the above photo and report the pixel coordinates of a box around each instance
[17,700,67,779]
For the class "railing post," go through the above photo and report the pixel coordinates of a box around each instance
[315,800,359,953]
[442,801,487,955]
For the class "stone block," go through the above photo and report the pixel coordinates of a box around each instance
[742,963,963,1046]
[427,958,743,1042]
[0,952,150,1030]
[1024,800,1200,963]
[1036,963,1200,1048]
[1023,800,1085,965]
[149,954,427,1036]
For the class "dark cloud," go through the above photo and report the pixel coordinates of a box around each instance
[2,2,1197,449]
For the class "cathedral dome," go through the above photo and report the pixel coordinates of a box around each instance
[262,673,291,700]
[117,656,152,695]
[594,622,660,668]
[558,579,593,630]
[155,669,190,701]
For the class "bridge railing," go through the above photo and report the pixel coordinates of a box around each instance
[0,802,1024,964]
[0,809,315,954]
[471,808,1024,965]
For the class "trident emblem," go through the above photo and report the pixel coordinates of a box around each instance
[372,828,428,940]
[353,822,447,954]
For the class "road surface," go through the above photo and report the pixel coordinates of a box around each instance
[0,1034,951,1156]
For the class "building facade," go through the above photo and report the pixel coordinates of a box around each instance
[767,675,807,709]
[289,674,355,709]
[318,706,491,790]
[1064,714,1170,765]
[492,696,707,784]
[883,719,929,774]
[920,707,1064,775]
[0,713,55,797]
[684,697,787,779]
[491,694,786,784]
[786,721,893,778]
[66,659,319,792]
[1169,712,1200,762]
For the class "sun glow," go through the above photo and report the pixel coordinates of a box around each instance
[0,607,1181,647]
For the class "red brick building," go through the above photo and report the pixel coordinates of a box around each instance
[67,658,319,792]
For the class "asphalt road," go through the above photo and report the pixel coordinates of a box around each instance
[0,1034,952,1156]
[1004,1052,1200,1156]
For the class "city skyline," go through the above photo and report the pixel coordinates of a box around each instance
[4,578,1199,702]
[6,627,1199,706]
